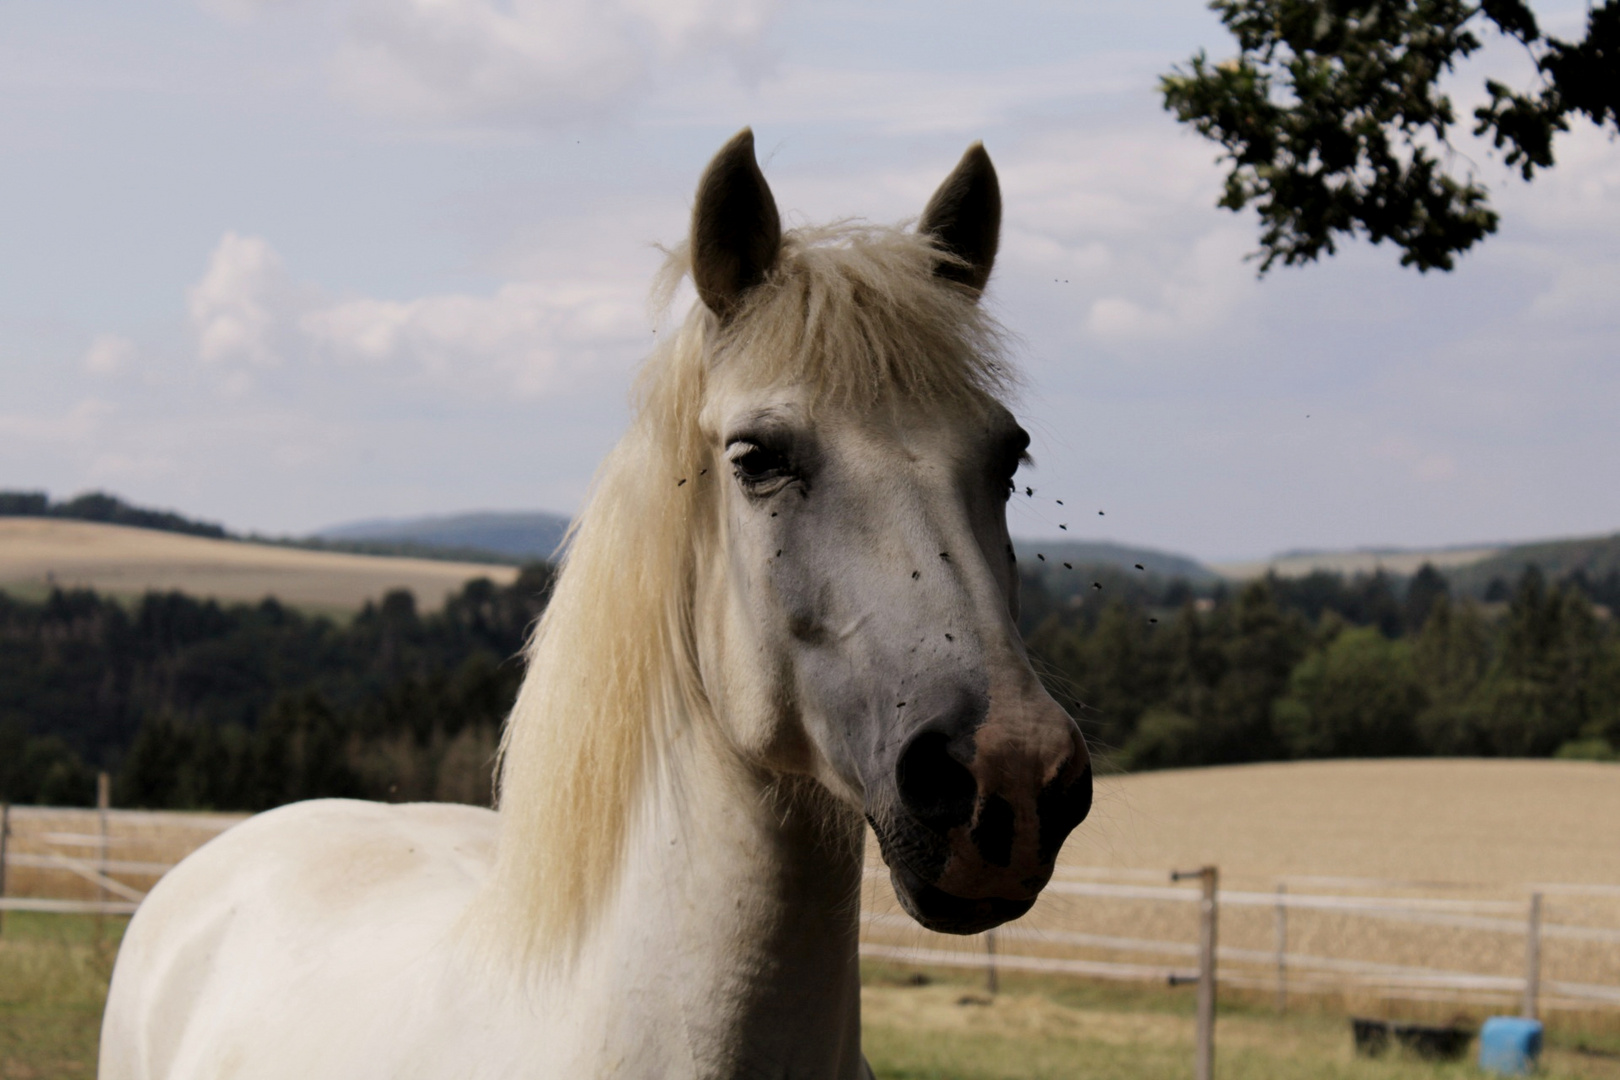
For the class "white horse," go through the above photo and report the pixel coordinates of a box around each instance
[99,129,1094,1079]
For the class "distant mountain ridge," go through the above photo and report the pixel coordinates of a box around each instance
[315,511,572,563]
[313,515,1220,582]
[1012,538,1218,584]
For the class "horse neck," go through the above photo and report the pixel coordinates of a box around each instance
[582,721,868,1078]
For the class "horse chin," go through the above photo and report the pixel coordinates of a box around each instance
[887,860,1036,936]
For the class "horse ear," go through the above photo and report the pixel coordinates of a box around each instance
[691,128,782,320]
[918,143,1001,295]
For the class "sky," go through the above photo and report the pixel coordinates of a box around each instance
[0,0,1615,562]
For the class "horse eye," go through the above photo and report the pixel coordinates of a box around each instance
[730,443,791,485]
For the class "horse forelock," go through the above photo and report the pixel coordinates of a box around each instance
[697,221,1014,409]
[475,219,1016,969]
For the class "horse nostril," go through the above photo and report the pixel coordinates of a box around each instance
[896,730,977,836]
[1036,759,1093,864]
[970,793,1016,867]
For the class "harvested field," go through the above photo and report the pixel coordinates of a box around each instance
[1068,759,1620,885]
[1210,546,1500,580]
[863,760,1620,1017]
[0,518,517,614]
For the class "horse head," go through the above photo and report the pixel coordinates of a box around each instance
[687,129,1092,935]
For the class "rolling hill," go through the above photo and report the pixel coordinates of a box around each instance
[1208,544,1503,581]
[1207,531,1620,594]
[1012,538,1216,583]
[1447,531,1620,595]
[0,518,517,613]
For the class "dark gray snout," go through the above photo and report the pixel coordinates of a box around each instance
[872,688,1092,934]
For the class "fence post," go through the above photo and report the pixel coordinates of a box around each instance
[1173,865,1219,1080]
[0,802,10,936]
[985,928,999,997]
[96,772,110,939]
[1274,882,1287,1014]
[1523,891,1542,1020]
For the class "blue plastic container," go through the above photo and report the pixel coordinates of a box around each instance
[1478,1016,1542,1074]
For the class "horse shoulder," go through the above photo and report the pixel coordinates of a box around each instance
[102,799,513,1080]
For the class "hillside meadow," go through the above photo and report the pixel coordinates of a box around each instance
[0,518,516,615]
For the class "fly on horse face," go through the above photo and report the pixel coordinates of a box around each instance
[99,129,1094,1080]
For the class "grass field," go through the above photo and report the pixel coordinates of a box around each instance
[6,760,1620,1075]
[860,964,1620,1079]
[0,518,517,614]
[0,914,121,1080]
[4,918,1616,1079]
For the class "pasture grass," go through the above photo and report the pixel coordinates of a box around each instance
[4,916,1616,1079]
[0,914,123,1080]
[862,962,1620,1080]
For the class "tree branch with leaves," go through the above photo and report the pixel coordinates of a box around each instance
[1162,0,1619,272]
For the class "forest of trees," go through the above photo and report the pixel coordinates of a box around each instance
[1,558,1615,811]
[1024,564,1620,771]
[0,566,553,809]
[0,489,228,538]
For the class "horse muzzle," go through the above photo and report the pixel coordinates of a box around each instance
[869,697,1092,935]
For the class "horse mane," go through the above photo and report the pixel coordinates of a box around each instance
[474,221,1015,967]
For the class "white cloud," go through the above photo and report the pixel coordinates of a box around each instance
[87,451,177,482]
[1414,455,1458,483]
[1083,227,1253,342]
[84,334,137,375]
[0,399,115,443]
[184,230,647,398]
[187,232,301,367]
[331,0,780,124]
[1372,436,1462,485]
[195,0,300,20]
[660,54,1151,135]
[301,278,643,396]
[1528,260,1620,325]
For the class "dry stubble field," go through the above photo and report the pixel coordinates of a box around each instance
[864,761,1620,1013]
[0,518,516,614]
